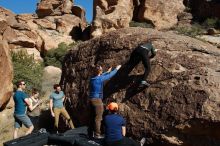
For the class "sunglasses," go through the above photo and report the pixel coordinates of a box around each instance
[21,83,26,85]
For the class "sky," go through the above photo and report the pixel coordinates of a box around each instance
[0,0,93,22]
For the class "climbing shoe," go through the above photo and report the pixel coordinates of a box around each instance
[140,81,150,87]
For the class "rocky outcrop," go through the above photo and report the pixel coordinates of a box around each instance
[0,4,86,57]
[137,0,185,29]
[36,0,73,18]
[0,41,13,111]
[91,0,134,37]
[71,5,86,24]
[61,27,220,146]
[91,0,186,37]
[190,0,220,19]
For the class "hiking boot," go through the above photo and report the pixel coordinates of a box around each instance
[140,81,150,87]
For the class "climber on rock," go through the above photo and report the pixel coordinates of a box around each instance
[89,64,121,139]
[126,41,156,87]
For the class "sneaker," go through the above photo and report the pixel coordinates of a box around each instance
[140,137,146,146]
[39,128,47,133]
[94,134,104,139]
[140,81,150,87]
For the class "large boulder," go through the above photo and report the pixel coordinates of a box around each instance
[91,0,134,37]
[41,66,62,98]
[61,27,220,146]
[137,0,185,29]
[0,41,13,111]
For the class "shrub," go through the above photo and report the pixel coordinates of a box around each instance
[202,18,220,29]
[129,21,154,28]
[43,42,79,68]
[174,23,204,37]
[12,50,44,94]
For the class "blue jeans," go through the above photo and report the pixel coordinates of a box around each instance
[14,114,33,128]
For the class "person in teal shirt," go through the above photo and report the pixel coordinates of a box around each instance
[13,80,34,139]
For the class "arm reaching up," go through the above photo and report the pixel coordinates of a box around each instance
[101,65,121,81]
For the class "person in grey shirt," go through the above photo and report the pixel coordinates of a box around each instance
[49,84,74,132]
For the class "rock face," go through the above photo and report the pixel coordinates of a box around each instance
[61,27,220,146]
[91,0,134,37]
[190,0,220,19]
[137,0,185,29]
[197,34,220,47]
[0,41,13,111]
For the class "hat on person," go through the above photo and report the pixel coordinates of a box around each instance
[107,102,119,111]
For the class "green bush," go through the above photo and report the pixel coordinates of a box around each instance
[12,50,44,94]
[129,21,154,28]
[202,18,220,29]
[174,23,204,37]
[43,42,79,68]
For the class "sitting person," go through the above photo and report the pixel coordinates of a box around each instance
[104,102,141,146]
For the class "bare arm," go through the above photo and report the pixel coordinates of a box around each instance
[62,95,65,102]
[122,126,126,136]
[28,99,34,111]
[49,99,55,117]
[24,98,31,106]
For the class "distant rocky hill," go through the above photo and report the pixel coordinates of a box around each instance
[61,27,220,146]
